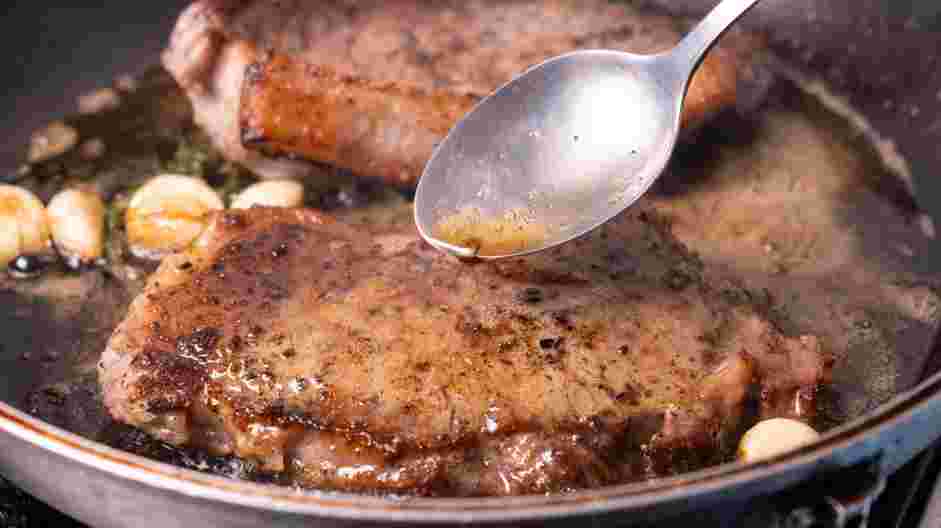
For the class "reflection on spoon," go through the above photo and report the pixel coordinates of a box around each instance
[415,0,764,260]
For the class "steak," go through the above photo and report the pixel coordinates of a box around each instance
[240,53,480,186]
[163,0,766,182]
[100,204,824,495]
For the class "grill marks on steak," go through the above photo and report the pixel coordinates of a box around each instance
[163,0,765,182]
[100,205,825,494]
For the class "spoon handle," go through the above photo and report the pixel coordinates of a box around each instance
[667,0,762,83]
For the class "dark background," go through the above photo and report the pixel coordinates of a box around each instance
[0,2,189,173]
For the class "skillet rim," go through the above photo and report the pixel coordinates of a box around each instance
[0,366,938,523]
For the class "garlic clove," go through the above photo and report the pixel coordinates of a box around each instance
[0,184,50,267]
[231,179,305,209]
[28,121,78,163]
[0,216,20,269]
[47,188,107,263]
[738,418,820,463]
[77,87,121,115]
[126,174,224,259]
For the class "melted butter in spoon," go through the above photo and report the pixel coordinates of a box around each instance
[433,207,551,258]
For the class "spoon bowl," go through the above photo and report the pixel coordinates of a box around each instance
[414,0,761,259]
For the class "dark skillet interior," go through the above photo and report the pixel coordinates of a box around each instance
[0,0,182,409]
[0,2,189,175]
[650,0,941,377]
[0,0,940,495]
[646,0,941,226]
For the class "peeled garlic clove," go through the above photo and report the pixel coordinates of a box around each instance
[0,216,20,269]
[231,179,305,209]
[47,188,106,264]
[0,184,50,267]
[738,418,820,463]
[126,174,223,259]
[28,121,78,163]
[77,87,121,115]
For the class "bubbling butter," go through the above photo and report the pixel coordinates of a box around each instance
[434,207,551,257]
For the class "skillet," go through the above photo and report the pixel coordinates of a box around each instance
[1,1,941,526]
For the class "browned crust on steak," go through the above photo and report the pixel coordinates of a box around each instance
[238,38,752,185]
[241,54,480,185]
[164,0,766,182]
[100,204,824,493]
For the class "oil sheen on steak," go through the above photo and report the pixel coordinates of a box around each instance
[163,0,765,182]
[99,205,824,495]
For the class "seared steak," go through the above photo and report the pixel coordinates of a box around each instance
[163,0,765,182]
[240,53,480,186]
[100,205,824,495]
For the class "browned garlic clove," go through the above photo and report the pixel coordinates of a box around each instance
[47,188,107,264]
[0,184,50,267]
[126,174,224,259]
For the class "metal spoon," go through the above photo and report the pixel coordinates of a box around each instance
[414,0,761,259]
